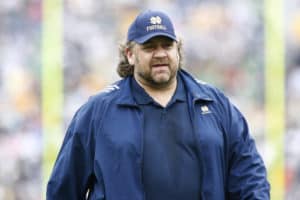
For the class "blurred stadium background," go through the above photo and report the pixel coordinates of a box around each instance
[0,0,299,199]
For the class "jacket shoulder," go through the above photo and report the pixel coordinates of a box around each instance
[74,79,125,123]
[91,80,123,101]
[186,72,229,104]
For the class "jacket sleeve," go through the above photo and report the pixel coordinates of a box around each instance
[46,100,104,200]
[226,102,270,199]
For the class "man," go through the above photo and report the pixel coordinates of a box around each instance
[47,10,270,199]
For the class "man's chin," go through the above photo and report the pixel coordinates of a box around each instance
[150,76,174,88]
[153,74,170,84]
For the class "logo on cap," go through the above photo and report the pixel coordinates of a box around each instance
[150,16,162,25]
[147,16,166,32]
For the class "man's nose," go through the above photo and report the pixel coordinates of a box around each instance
[153,46,167,58]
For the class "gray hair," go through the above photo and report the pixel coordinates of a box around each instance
[117,39,184,78]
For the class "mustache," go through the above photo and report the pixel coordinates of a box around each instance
[151,59,169,66]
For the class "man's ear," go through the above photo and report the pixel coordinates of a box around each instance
[126,48,135,65]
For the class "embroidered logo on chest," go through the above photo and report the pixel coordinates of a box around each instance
[200,105,212,114]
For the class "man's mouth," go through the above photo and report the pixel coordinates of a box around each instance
[152,63,169,68]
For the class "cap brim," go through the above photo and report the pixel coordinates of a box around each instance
[134,32,177,44]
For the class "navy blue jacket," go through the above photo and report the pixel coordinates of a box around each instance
[47,70,270,199]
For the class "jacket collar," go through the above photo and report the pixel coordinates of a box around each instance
[178,69,213,102]
[116,70,213,106]
[115,77,138,107]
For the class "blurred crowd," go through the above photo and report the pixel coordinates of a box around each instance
[0,0,299,199]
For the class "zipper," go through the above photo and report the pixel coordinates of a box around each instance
[137,107,146,200]
[190,97,204,199]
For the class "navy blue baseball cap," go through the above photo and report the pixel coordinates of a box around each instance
[127,10,177,44]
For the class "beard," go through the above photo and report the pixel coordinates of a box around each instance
[137,68,175,88]
[135,59,178,89]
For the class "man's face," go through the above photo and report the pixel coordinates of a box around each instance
[127,36,179,89]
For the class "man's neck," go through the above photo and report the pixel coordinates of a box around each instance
[135,78,177,107]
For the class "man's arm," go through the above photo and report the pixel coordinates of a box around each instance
[227,104,270,199]
[46,102,102,199]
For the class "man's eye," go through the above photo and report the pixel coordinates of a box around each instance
[164,45,171,49]
[143,45,154,50]
[163,43,173,49]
